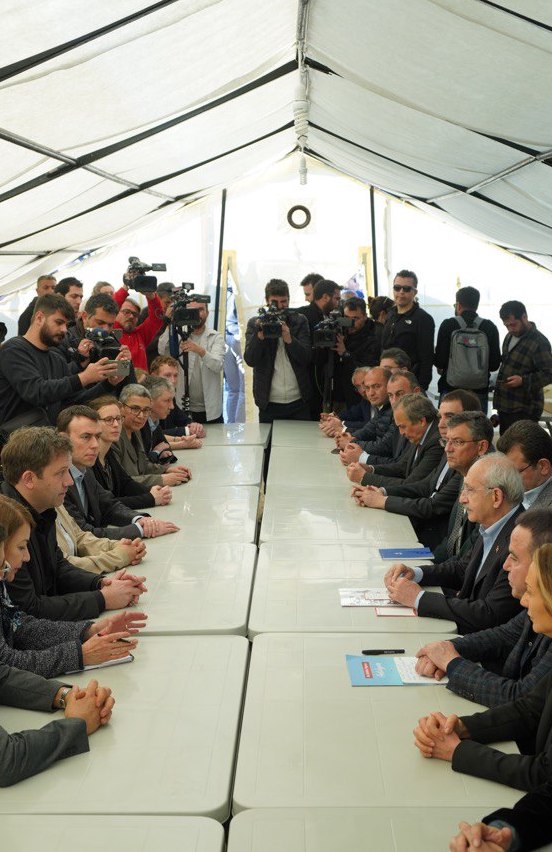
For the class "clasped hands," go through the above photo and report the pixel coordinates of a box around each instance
[383,563,422,608]
[413,711,469,762]
[351,484,386,509]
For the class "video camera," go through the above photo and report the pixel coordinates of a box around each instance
[84,327,122,361]
[313,310,354,349]
[172,282,211,329]
[257,302,289,339]
[127,256,167,294]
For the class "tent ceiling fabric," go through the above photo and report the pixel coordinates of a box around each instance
[1,0,552,284]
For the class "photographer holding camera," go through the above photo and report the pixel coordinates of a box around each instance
[332,297,381,409]
[244,279,311,423]
[113,264,166,371]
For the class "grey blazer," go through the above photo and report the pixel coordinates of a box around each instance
[0,662,89,786]
[111,430,164,488]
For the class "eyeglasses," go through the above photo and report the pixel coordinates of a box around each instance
[99,415,123,425]
[516,463,533,475]
[445,438,480,448]
[123,404,152,417]
[119,308,140,318]
[393,284,414,293]
[460,483,493,495]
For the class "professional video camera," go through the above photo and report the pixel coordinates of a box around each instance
[256,302,289,339]
[127,256,167,294]
[84,328,122,361]
[172,282,211,329]
[313,310,354,349]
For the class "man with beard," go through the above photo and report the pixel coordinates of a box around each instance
[331,297,381,410]
[0,294,118,429]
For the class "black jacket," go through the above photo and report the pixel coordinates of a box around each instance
[417,506,524,634]
[0,337,109,426]
[64,468,149,540]
[361,420,443,488]
[381,302,435,389]
[92,449,155,511]
[483,781,552,851]
[333,321,381,405]
[17,297,38,336]
[1,483,105,621]
[454,669,552,793]
[161,402,190,436]
[434,310,501,393]
[244,311,311,410]
[432,492,479,564]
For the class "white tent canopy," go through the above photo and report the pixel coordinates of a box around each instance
[2,0,552,289]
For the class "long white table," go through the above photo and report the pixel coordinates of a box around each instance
[202,423,271,447]
[175,445,265,487]
[260,486,419,544]
[120,542,257,636]
[248,542,454,635]
[233,633,520,812]
[147,485,260,545]
[3,816,225,852]
[0,636,249,820]
[229,807,550,852]
[271,420,339,449]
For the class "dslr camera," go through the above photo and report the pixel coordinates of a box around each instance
[313,310,354,349]
[172,282,211,329]
[257,302,289,339]
[84,328,122,361]
[127,256,167,294]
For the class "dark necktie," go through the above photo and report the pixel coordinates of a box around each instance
[447,500,467,558]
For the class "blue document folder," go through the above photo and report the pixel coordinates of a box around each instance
[378,547,433,560]
[346,655,402,686]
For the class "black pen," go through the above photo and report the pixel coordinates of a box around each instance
[361,649,405,656]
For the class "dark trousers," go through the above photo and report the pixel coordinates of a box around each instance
[190,411,224,424]
[259,399,311,424]
[498,410,540,435]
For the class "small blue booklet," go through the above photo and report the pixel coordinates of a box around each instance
[346,655,447,686]
[378,547,433,560]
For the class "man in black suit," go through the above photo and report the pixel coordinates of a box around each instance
[58,405,179,541]
[353,410,493,551]
[385,454,524,633]
[351,393,443,489]
[296,278,341,419]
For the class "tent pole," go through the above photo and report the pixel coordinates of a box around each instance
[369,185,379,296]
[213,188,227,330]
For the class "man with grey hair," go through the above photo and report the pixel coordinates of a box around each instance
[352,393,443,488]
[140,376,202,458]
[385,454,525,633]
[112,384,191,488]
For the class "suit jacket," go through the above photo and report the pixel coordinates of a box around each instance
[92,449,155,511]
[352,401,393,445]
[484,781,552,851]
[432,492,478,564]
[358,423,408,465]
[417,506,524,634]
[384,459,461,549]
[1,483,105,622]
[361,420,443,489]
[527,476,552,509]
[110,430,165,488]
[448,610,552,708]
[64,468,149,541]
[0,662,89,786]
[453,669,552,792]
[55,504,130,575]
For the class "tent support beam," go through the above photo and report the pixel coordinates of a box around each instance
[370,186,378,296]
[213,189,227,331]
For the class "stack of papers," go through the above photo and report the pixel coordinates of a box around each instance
[339,588,415,616]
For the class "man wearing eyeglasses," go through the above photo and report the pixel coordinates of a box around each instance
[381,269,435,390]
[384,454,524,634]
[113,273,165,371]
[497,420,552,510]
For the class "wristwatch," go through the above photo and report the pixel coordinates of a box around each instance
[56,687,72,710]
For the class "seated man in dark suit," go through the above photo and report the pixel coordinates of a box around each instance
[385,454,524,634]
[140,376,202,456]
[416,509,552,708]
[0,663,114,786]
[497,419,552,510]
[0,427,146,621]
[352,410,493,551]
[413,540,552,794]
[340,369,420,467]
[58,405,179,541]
[350,393,443,489]
[335,366,392,459]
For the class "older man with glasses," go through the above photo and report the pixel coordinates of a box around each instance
[380,269,435,390]
[111,384,191,488]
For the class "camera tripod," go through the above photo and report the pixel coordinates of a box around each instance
[168,325,194,414]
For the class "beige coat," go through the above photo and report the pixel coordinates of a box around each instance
[55,504,130,574]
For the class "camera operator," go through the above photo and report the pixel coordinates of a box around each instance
[113,267,165,371]
[160,297,225,424]
[297,279,341,419]
[332,297,381,409]
[244,279,311,423]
